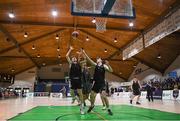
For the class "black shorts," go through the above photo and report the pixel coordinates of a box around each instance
[82,84,92,94]
[70,78,82,90]
[133,90,141,95]
[92,83,105,93]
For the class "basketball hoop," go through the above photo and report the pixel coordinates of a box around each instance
[95,18,107,33]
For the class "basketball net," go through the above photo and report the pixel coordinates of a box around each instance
[95,18,107,33]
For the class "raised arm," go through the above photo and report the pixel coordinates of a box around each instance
[66,46,73,64]
[82,49,96,66]
[104,60,113,72]
[80,51,87,64]
[77,51,87,65]
[138,80,142,89]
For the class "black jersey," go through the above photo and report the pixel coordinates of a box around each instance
[132,81,140,91]
[69,63,81,79]
[82,69,91,84]
[146,84,154,92]
[93,65,105,84]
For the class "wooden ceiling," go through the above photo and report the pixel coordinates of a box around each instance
[0,0,179,81]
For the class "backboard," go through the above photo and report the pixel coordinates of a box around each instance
[71,0,136,19]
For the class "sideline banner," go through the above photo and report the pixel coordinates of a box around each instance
[50,93,62,98]
[113,90,180,100]
[26,92,34,98]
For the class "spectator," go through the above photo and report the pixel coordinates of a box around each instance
[145,81,154,102]
[173,85,179,100]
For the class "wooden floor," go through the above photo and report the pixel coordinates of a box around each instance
[0,96,180,121]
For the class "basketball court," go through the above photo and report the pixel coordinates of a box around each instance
[0,0,180,121]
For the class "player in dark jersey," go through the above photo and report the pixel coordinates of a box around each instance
[82,63,92,106]
[66,46,84,114]
[145,81,154,102]
[130,77,141,105]
[82,49,113,115]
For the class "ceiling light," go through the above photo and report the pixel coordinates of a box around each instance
[57,47,60,51]
[11,68,15,72]
[59,63,62,66]
[129,21,134,27]
[133,65,137,68]
[55,34,59,40]
[8,12,15,18]
[37,54,40,58]
[24,32,28,38]
[104,49,107,53]
[42,63,46,66]
[157,54,161,59]
[119,72,122,75]
[114,37,117,43]
[52,10,58,17]
[58,54,61,58]
[86,36,90,41]
[92,18,96,23]
[32,45,35,50]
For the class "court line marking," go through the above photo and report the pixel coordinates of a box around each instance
[92,111,108,121]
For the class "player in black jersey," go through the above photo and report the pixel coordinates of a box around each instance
[82,63,92,106]
[130,77,141,105]
[66,46,85,114]
[82,49,113,115]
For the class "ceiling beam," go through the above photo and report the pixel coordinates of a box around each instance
[133,56,163,73]
[163,53,180,75]
[15,65,35,75]
[79,29,120,50]
[0,20,141,32]
[0,24,40,68]
[107,31,143,60]
[107,51,121,60]
[0,28,66,55]
[111,72,127,81]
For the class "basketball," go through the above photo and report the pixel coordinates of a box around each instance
[72,30,79,39]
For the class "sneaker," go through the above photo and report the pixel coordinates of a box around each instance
[71,99,75,104]
[87,105,95,113]
[107,109,113,115]
[136,102,141,105]
[80,109,85,115]
[130,100,132,104]
[102,106,106,110]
